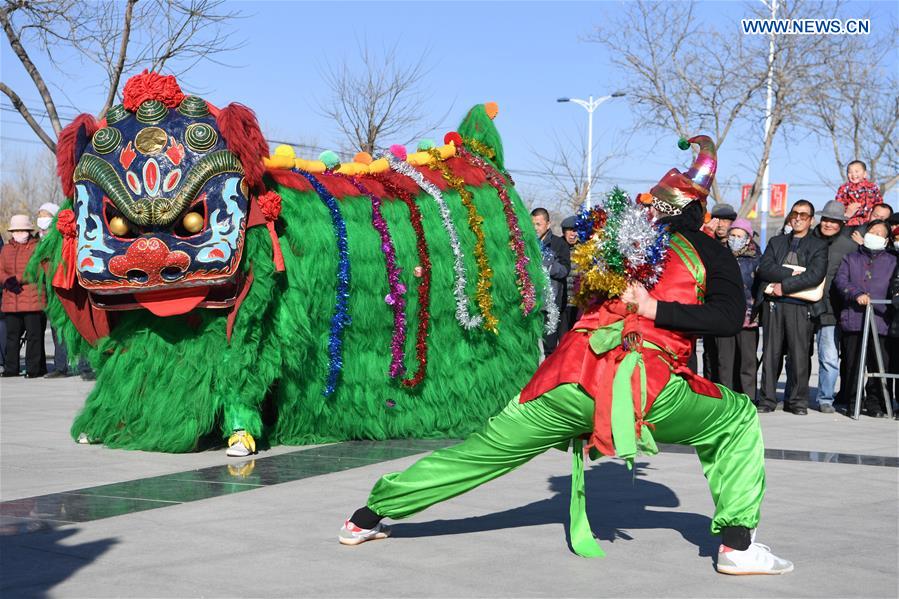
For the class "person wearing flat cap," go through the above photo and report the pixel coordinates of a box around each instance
[702,203,738,382]
[560,215,580,333]
[709,203,738,243]
[1,215,47,378]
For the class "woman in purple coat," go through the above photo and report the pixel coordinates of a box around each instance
[834,220,896,417]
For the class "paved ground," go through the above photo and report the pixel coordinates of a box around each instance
[1,350,897,598]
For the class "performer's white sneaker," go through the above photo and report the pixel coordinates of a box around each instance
[716,542,794,575]
[338,520,391,546]
[226,430,256,457]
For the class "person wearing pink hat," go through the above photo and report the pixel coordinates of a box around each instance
[714,218,761,403]
[1,214,47,377]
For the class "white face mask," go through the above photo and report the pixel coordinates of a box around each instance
[37,216,53,231]
[11,231,30,243]
[727,236,748,252]
[894,241,899,251]
[863,233,887,251]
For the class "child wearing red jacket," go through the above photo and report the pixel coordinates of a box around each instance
[835,160,883,227]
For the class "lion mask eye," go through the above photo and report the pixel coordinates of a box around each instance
[109,215,130,236]
[182,211,204,234]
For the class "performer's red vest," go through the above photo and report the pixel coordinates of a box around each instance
[519,233,721,457]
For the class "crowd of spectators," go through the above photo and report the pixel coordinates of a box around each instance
[0,203,94,381]
[547,159,898,419]
[4,161,897,419]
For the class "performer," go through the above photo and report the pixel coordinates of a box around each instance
[338,137,793,576]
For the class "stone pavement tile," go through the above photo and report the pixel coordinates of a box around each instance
[4,448,895,598]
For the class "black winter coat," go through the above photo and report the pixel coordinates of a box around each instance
[757,231,828,318]
[812,226,859,326]
[541,232,571,310]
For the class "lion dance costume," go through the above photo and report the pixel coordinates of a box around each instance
[341,136,794,576]
[28,71,553,455]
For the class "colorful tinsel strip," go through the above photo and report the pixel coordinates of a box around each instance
[457,147,536,316]
[295,169,351,397]
[425,148,498,333]
[463,137,495,160]
[571,187,671,305]
[541,264,560,335]
[339,174,408,379]
[372,172,432,388]
[388,156,483,330]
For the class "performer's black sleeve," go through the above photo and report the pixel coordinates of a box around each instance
[654,231,744,337]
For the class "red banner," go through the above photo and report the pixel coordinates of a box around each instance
[743,184,787,218]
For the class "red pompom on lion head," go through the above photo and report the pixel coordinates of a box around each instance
[122,70,185,111]
[444,131,463,147]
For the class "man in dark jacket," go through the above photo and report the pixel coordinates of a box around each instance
[811,201,858,413]
[757,200,828,415]
[531,207,570,356]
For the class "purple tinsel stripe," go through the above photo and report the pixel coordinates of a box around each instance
[343,176,408,378]
[295,169,351,397]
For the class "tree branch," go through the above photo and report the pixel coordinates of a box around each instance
[0,4,62,135]
[99,0,137,118]
[0,81,57,152]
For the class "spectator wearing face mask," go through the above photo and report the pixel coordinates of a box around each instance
[0,236,5,373]
[715,218,761,401]
[834,219,896,418]
[888,240,899,412]
[35,202,71,379]
[0,215,47,378]
[35,202,59,238]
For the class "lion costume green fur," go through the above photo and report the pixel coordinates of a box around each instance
[27,73,552,454]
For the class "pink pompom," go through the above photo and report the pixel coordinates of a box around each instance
[389,144,407,161]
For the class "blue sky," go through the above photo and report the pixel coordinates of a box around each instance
[2,0,896,213]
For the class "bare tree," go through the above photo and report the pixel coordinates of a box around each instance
[0,151,64,233]
[588,0,858,217]
[317,42,450,155]
[529,130,619,214]
[807,36,899,194]
[587,1,765,208]
[1,0,243,154]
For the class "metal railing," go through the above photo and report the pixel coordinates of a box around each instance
[852,299,897,420]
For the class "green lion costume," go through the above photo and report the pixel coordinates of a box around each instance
[27,72,553,455]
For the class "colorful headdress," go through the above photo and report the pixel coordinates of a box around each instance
[643,135,717,215]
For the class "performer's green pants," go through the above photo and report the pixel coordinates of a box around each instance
[367,375,765,555]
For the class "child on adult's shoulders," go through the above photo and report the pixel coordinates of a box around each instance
[835,160,883,227]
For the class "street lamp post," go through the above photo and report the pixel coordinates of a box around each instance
[557,92,625,208]
[759,0,777,249]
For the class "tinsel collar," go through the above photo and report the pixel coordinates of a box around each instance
[572,187,672,302]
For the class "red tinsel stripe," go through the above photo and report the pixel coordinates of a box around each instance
[457,148,536,315]
[371,171,432,388]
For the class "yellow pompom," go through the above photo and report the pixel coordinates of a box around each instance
[274,144,296,159]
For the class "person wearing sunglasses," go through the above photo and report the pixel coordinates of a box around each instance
[756,200,828,415]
